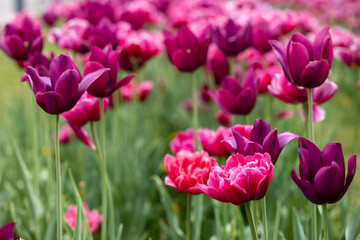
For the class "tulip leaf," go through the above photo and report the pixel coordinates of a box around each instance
[292,208,307,240]
[116,224,124,240]
[152,175,184,239]
[345,202,360,240]
[11,138,43,219]
[73,200,82,240]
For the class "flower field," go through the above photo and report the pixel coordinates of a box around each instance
[0,0,360,239]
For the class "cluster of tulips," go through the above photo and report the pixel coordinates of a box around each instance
[0,0,359,239]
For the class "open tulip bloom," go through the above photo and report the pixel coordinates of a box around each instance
[291,137,356,204]
[270,26,333,88]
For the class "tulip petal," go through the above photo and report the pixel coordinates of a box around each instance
[288,42,310,84]
[197,184,228,202]
[26,66,48,94]
[337,155,356,202]
[288,33,313,60]
[55,69,80,106]
[321,142,345,176]
[68,121,96,150]
[313,80,337,105]
[314,163,342,203]
[262,129,280,164]
[300,60,330,88]
[164,176,177,189]
[35,91,66,114]
[291,168,323,204]
[209,90,237,114]
[172,49,197,72]
[79,68,110,95]
[250,119,271,145]
[244,141,262,156]
[298,148,311,181]
[298,137,322,177]
[313,26,333,66]
[30,36,43,53]
[278,131,298,150]
[269,40,294,84]
[0,222,15,240]
[107,74,136,96]
[177,25,198,50]
[6,35,28,60]
[89,46,107,66]
[235,88,256,115]
[49,54,76,87]
[221,76,242,97]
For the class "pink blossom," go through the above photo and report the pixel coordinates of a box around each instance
[164,150,217,194]
[119,80,154,102]
[65,204,103,234]
[198,153,274,205]
[216,110,232,126]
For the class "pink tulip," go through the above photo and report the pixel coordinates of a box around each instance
[198,153,274,205]
[215,110,232,126]
[119,80,154,102]
[198,127,233,156]
[170,129,194,153]
[164,150,217,194]
[65,204,103,234]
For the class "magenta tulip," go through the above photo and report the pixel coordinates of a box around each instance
[164,150,217,194]
[291,137,357,204]
[84,45,135,98]
[0,222,15,240]
[24,54,109,115]
[270,26,333,88]
[198,153,274,205]
[163,24,211,72]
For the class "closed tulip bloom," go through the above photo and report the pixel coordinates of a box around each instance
[198,153,274,205]
[225,119,297,164]
[25,54,109,115]
[0,222,15,240]
[164,150,217,194]
[84,45,136,98]
[163,24,211,72]
[215,110,232,126]
[291,137,357,204]
[207,44,229,85]
[270,26,333,88]
[211,18,251,57]
[208,69,258,115]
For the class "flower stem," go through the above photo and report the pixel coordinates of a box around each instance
[191,73,200,151]
[55,114,62,240]
[186,194,192,240]
[307,88,317,240]
[99,98,108,240]
[244,202,257,240]
[262,197,268,240]
[322,204,329,240]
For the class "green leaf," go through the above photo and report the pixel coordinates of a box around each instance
[73,201,82,240]
[345,202,360,240]
[292,208,307,240]
[116,224,124,240]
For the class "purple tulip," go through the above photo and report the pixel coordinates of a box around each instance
[163,24,211,72]
[0,13,43,63]
[291,137,356,204]
[24,54,109,115]
[270,26,333,88]
[211,18,251,57]
[0,222,15,240]
[224,119,297,164]
[208,69,258,115]
[84,45,136,98]
[206,44,229,85]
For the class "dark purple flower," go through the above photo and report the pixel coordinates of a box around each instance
[224,119,297,164]
[25,54,109,115]
[208,69,258,115]
[0,13,43,63]
[84,45,136,98]
[163,24,211,72]
[207,44,229,85]
[0,222,15,240]
[270,26,333,88]
[211,18,251,57]
[291,137,356,204]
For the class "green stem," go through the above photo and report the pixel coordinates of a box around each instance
[244,202,257,240]
[55,115,62,240]
[307,89,317,240]
[186,194,192,240]
[262,197,268,240]
[322,204,328,240]
[99,98,108,240]
[192,73,199,151]
[229,57,235,77]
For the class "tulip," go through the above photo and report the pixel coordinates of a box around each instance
[291,137,357,204]
[224,119,297,164]
[119,80,154,102]
[65,204,103,234]
[211,18,251,57]
[24,54,109,115]
[84,45,136,98]
[86,18,118,50]
[208,69,258,115]
[164,150,217,194]
[163,24,211,72]
[206,44,229,85]
[270,26,333,88]
[0,12,43,63]
[198,152,274,205]
[215,110,232,127]
[0,222,15,240]
[61,92,110,149]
